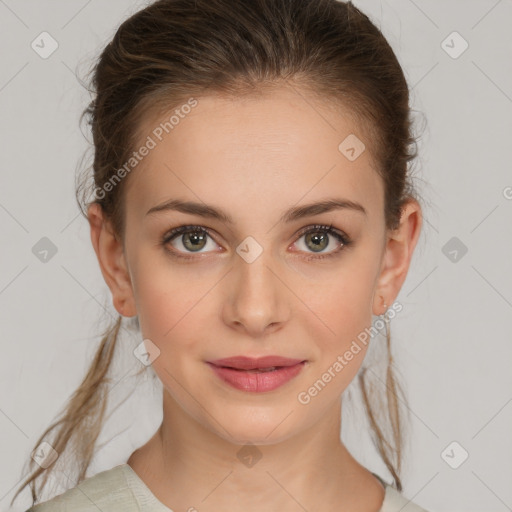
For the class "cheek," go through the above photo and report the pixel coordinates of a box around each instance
[304,264,376,337]
[130,253,224,367]
[296,259,379,388]
[298,277,375,400]
[129,256,198,344]
[134,275,205,395]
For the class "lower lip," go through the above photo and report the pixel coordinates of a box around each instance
[207,362,305,392]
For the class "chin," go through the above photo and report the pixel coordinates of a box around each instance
[207,409,297,447]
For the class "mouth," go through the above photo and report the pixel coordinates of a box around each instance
[207,355,305,370]
[206,356,307,392]
[231,366,281,373]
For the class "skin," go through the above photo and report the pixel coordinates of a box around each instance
[89,84,422,512]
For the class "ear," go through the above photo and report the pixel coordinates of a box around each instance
[88,203,137,317]
[372,198,422,316]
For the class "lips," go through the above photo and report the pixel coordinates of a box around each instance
[206,356,306,392]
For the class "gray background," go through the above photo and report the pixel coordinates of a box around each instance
[1,1,511,511]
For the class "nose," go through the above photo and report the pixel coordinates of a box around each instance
[222,249,290,337]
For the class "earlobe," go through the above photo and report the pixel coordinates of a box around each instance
[88,203,137,317]
[372,199,422,316]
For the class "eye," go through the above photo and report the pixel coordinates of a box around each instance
[291,223,351,260]
[162,225,219,258]
[162,223,352,260]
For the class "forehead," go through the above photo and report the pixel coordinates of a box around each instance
[125,86,383,224]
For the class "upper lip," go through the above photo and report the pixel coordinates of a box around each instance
[207,356,305,370]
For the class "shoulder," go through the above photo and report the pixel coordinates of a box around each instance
[25,465,140,512]
[381,484,431,512]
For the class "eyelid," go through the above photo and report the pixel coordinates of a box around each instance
[293,223,346,242]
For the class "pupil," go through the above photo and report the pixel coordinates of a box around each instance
[307,232,327,252]
[184,232,206,251]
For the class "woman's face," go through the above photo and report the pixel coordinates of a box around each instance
[94,85,417,445]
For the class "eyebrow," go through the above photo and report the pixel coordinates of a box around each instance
[146,197,367,223]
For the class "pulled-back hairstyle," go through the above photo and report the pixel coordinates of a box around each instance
[13,0,423,506]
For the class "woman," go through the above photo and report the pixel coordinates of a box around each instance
[15,0,428,510]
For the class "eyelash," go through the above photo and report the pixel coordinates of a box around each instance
[161,223,352,261]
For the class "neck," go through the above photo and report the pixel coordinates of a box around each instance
[127,390,384,512]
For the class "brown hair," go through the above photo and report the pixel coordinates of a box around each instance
[13,0,423,506]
